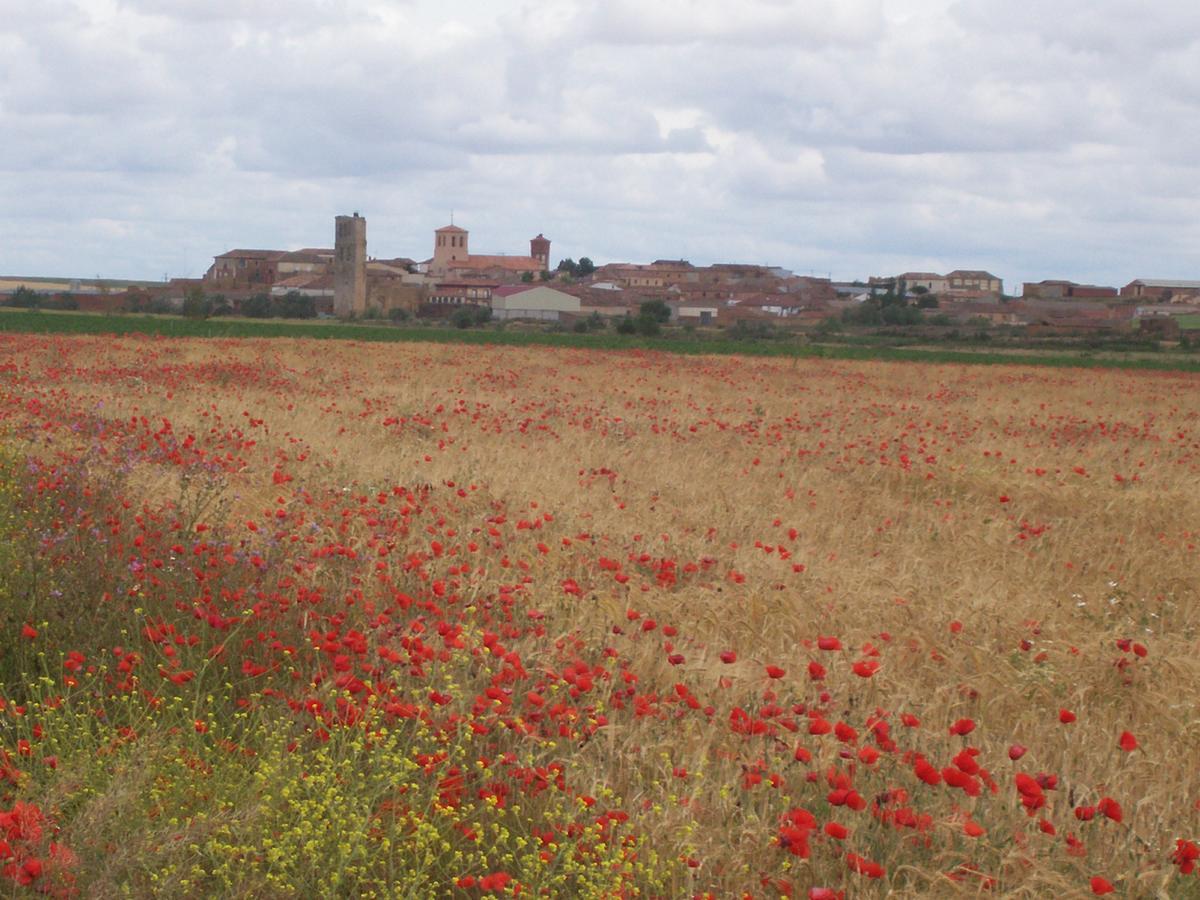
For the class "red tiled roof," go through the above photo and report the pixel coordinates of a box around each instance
[215,249,286,260]
[436,225,468,234]
[492,285,538,297]
[452,255,542,272]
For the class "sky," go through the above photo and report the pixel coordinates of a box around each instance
[2,0,1198,291]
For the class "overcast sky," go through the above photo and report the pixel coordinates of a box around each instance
[3,0,1198,290]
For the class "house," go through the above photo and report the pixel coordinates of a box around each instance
[944,270,1003,296]
[674,302,720,325]
[899,272,949,294]
[205,249,286,286]
[490,285,580,321]
[1120,279,1200,302]
[1023,280,1118,300]
[428,280,497,306]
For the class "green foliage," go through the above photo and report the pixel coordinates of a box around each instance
[573,312,607,333]
[634,314,661,337]
[916,295,939,309]
[241,293,273,318]
[277,291,317,319]
[727,319,780,341]
[616,315,637,335]
[556,258,595,279]
[521,272,534,283]
[639,299,671,324]
[48,293,79,311]
[450,305,492,329]
[388,307,411,323]
[181,286,211,320]
[881,304,921,326]
[6,286,40,309]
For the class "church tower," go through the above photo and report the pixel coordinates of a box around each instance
[530,233,551,271]
[432,224,469,276]
[334,212,367,317]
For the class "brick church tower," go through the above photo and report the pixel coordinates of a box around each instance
[530,233,551,271]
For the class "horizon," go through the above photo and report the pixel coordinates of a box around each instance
[3,1,1198,290]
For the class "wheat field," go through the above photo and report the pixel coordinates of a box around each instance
[0,333,1196,897]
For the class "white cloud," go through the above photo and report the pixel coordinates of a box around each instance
[1,0,1199,288]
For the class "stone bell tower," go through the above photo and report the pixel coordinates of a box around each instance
[334,212,367,317]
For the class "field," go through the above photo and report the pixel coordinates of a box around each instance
[0,332,1197,897]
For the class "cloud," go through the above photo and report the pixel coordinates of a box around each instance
[2,0,1199,289]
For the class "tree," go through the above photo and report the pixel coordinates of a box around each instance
[639,299,671,323]
[556,258,578,278]
[181,285,211,319]
[277,290,316,319]
[616,315,637,335]
[242,293,273,318]
[916,294,939,309]
[539,269,554,281]
[521,271,534,283]
[635,314,661,337]
[7,286,39,308]
[576,257,596,278]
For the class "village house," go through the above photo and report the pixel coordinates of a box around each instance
[944,270,1003,296]
[899,272,950,294]
[872,270,1003,299]
[205,249,286,286]
[1120,279,1200,302]
[1022,280,1118,300]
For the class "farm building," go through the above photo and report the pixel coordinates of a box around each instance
[490,285,580,321]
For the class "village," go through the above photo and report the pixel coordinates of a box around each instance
[3,213,1199,342]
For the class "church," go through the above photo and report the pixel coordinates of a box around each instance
[427,224,550,279]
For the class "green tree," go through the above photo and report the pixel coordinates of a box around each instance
[181,285,211,319]
[556,258,578,277]
[635,314,661,337]
[576,257,596,278]
[521,271,535,283]
[242,293,274,318]
[639,299,671,323]
[7,286,39,309]
[616,315,637,335]
[277,290,316,319]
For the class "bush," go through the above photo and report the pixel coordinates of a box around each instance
[635,314,661,337]
[727,320,779,341]
[6,286,39,309]
[181,286,212,320]
[616,316,637,335]
[242,293,273,318]
[277,291,317,319]
[449,305,492,329]
[639,299,671,324]
[388,308,411,323]
[46,293,79,311]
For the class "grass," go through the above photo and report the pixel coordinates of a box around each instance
[0,332,1198,896]
[2,307,1200,372]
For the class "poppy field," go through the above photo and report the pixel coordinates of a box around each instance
[0,332,1197,897]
